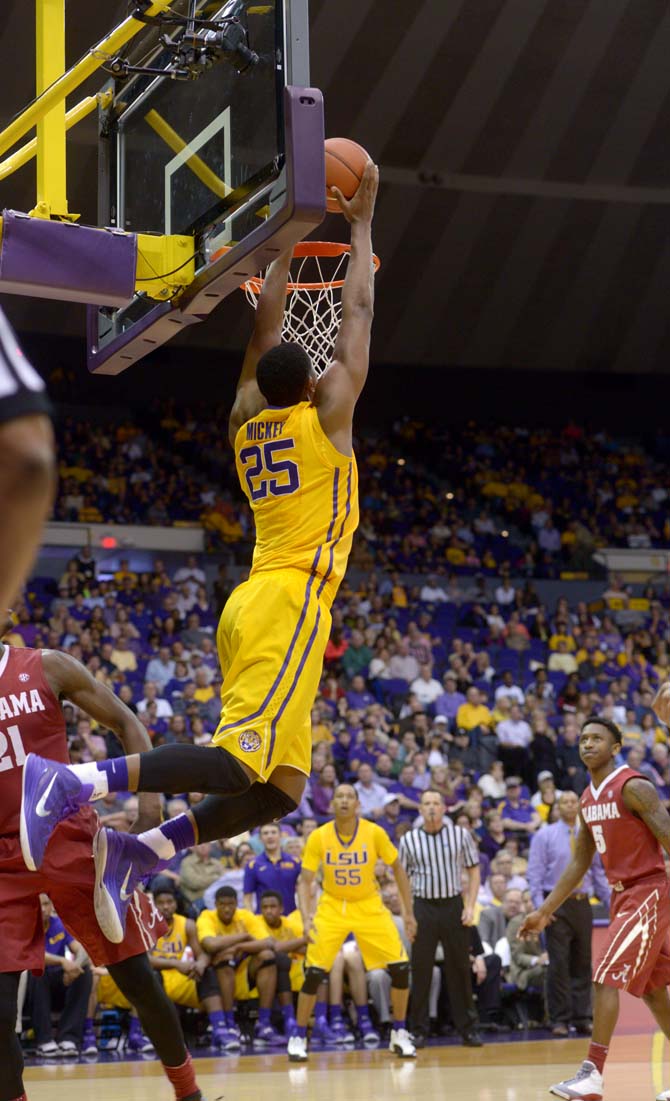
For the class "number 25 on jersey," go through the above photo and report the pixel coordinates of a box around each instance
[239,438,300,501]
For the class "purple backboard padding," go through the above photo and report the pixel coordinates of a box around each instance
[0,211,136,307]
[87,85,326,375]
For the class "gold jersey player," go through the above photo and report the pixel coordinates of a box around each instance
[21,162,380,946]
[519,711,670,1101]
[288,784,417,1063]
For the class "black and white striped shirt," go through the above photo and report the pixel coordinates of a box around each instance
[0,308,49,426]
[398,819,479,899]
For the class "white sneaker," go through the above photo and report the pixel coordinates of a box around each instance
[58,1040,78,1058]
[36,1041,61,1057]
[288,1035,308,1063]
[656,1091,670,1100]
[550,1060,603,1100]
[389,1028,416,1059]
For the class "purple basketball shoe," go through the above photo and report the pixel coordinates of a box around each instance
[93,827,160,943]
[20,753,93,871]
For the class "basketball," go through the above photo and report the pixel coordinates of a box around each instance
[325,138,371,213]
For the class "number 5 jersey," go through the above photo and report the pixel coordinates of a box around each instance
[580,765,666,891]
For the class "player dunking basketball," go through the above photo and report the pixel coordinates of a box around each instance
[0,623,203,1101]
[20,162,379,945]
[519,713,670,1101]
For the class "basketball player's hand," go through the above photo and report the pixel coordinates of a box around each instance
[653,683,670,726]
[517,910,554,939]
[404,913,418,942]
[62,958,84,986]
[331,161,379,225]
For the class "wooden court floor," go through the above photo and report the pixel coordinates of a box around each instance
[23,1033,670,1101]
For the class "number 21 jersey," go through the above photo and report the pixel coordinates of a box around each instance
[580,765,666,887]
[235,401,359,609]
[0,646,71,836]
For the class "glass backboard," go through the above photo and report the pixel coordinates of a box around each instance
[88,0,325,375]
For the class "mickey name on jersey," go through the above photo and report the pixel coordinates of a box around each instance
[0,690,46,721]
[582,802,621,823]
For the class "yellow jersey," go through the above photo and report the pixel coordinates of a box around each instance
[235,402,359,607]
[195,906,258,944]
[302,818,398,903]
[151,913,189,962]
[251,909,304,948]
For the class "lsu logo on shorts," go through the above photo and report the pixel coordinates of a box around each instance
[238,729,262,753]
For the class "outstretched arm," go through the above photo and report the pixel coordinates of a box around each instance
[228,249,293,446]
[518,809,596,939]
[314,162,379,455]
[41,649,162,831]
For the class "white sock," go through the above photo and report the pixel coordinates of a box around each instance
[68,761,109,800]
[137,826,177,861]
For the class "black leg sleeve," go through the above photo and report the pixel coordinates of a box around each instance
[137,745,250,796]
[0,973,24,1101]
[192,782,298,844]
[107,953,187,1068]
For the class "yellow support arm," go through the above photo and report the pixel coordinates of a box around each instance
[0,0,175,160]
[0,91,112,183]
[33,0,68,218]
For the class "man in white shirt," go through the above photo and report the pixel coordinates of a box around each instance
[478,761,507,801]
[389,639,420,684]
[145,647,176,691]
[410,664,443,708]
[496,704,532,750]
[420,575,449,603]
[173,554,206,595]
[495,580,516,606]
[494,671,525,707]
[547,640,578,674]
[137,681,174,720]
[354,763,388,819]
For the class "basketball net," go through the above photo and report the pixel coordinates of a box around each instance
[243,242,381,376]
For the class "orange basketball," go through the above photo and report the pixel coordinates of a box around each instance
[325,138,371,214]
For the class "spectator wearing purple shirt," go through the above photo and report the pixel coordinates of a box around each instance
[498,777,541,840]
[389,763,422,822]
[346,674,376,711]
[527,791,610,1035]
[434,671,466,725]
[376,793,402,842]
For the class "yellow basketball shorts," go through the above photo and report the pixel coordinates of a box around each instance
[97,973,132,1011]
[162,968,200,1009]
[305,894,408,973]
[213,569,331,781]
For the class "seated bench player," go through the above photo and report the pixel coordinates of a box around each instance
[196,886,290,1047]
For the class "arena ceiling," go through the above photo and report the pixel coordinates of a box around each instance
[2,0,670,373]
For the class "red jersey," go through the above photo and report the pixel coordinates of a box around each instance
[580,765,666,888]
[0,646,71,836]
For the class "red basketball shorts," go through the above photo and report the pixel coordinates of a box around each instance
[0,807,166,974]
[593,874,670,997]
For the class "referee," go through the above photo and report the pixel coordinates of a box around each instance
[399,788,482,1047]
[0,307,55,609]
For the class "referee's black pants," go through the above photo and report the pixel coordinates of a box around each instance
[410,897,478,1038]
[545,895,592,1027]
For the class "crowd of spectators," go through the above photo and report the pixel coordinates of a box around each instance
[50,406,670,576]
[14,539,670,1053]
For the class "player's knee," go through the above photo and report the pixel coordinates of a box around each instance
[301,966,328,995]
[388,961,410,990]
[255,949,277,969]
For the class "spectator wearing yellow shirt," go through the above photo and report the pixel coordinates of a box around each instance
[193,668,215,705]
[456,687,494,732]
[113,558,138,588]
